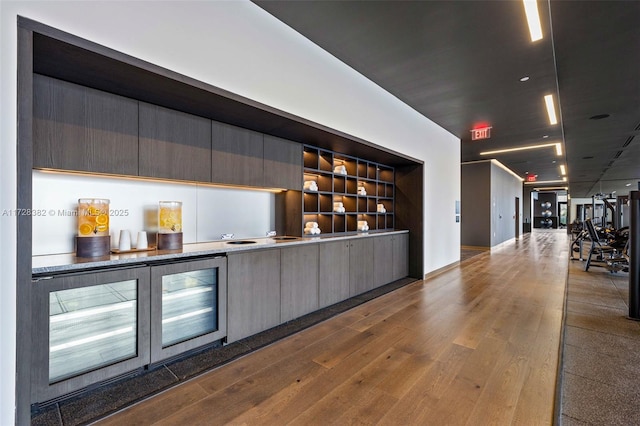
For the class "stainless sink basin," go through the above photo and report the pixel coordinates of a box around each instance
[225,240,257,245]
[272,236,299,241]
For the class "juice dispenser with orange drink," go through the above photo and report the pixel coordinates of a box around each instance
[76,198,110,257]
[157,201,183,250]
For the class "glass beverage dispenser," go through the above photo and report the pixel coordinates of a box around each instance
[157,201,183,250]
[76,198,110,257]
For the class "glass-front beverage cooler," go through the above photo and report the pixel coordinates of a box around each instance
[150,256,227,363]
[32,267,150,403]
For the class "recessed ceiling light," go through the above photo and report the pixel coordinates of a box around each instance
[560,164,566,175]
[523,0,543,42]
[520,76,530,82]
[543,135,549,138]
[626,183,632,187]
[589,114,611,120]
[544,94,558,125]
[552,160,556,164]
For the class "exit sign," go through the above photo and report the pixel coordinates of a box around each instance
[470,126,492,140]
[526,174,538,182]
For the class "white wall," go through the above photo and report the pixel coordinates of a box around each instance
[490,162,523,246]
[1,2,460,423]
[32,171,276,255]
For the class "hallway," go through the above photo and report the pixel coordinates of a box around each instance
[96,230,569,425]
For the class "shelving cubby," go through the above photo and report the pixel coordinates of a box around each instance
[296,145,395,237]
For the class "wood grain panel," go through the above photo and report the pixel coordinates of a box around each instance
[280,244,319,322]
[373,234,393,288]
[318,240,350,308]
[263,135,302,189]
[226,249,281,343]
[349,237,374,296]
[139,102,211,182]
[211,121,263,186]
[33,74,139,175]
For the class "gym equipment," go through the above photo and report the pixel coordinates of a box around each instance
[541,201,551,209]
[583,218,629,273]
[542,210,552,218]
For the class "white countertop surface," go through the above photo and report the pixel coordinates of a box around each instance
[32,230,409,275]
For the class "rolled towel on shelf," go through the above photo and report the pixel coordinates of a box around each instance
[304,227,322,235]
[357,220,369,231]
[333,165,347,175]
[305,221,319,229]
[303,181,318,191]
[357,186,367,196]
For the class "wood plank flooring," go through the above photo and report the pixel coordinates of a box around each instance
[97,230,569,425]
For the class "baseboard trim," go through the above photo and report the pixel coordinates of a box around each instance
[424,260,460,280]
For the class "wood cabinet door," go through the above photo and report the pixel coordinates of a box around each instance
[280,245,319,322]
[392,233,410,281]
[349,238,374,296]
[373,235,394,288]
[227,249,281,343]
[263,135,302,190]
[139,103,211,182]
[211,121,264,186]
[33,74,139,175]
[318,240,350,308]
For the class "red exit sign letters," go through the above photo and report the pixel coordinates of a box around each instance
[470,126,492,140]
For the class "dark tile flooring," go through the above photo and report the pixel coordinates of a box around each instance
[560,258,640,425]
[31,277,418,426]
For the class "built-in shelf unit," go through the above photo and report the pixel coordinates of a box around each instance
[301,145,394,235]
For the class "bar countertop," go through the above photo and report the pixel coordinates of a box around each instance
[32,230,409,275]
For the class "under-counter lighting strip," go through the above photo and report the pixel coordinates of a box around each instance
[523,0,543,42]
[35,168,287,193]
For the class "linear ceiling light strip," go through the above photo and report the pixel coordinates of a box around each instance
[523,0,543,41]
[544,94,558,125]
[480,142,561,156]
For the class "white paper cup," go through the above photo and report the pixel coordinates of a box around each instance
[136,231,148,249]
[119,230,131,251]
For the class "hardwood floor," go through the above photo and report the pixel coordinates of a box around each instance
[98,230,569,425]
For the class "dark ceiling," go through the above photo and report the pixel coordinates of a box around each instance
[254,0,640,199]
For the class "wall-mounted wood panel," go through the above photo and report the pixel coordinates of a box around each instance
[211,121,264,186]
[263,135,302,189]
[33,74,139,175]
[139,103,211,182]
